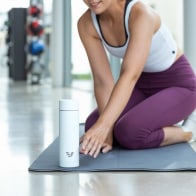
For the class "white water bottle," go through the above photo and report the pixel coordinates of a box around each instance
[59,99,79,167]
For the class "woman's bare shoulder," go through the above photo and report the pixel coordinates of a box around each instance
[129,1,161,33]
[78,9,91,26]
[77,9,97,36]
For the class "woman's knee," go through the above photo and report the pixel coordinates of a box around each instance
[114,119,164,149]
[114,130,145,149]
[114,119,146,149]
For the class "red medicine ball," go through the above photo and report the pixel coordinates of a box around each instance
[28,20,44,36]
[29,5,42,17]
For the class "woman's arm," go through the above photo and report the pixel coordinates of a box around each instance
[78,10,115,114]
[79,3,158,158]
[99,3,157,127]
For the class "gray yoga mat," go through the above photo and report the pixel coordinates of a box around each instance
[29,125,196,172]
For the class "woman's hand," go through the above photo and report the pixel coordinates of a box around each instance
[80,123,113,158]
[101,130,113,153]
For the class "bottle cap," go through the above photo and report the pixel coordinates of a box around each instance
[59,99,78,111]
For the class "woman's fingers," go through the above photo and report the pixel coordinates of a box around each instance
[88,140,98,156]
[80,135,103,157]
[80,128,112,158]
[80,138,112,157]
[88,141,102,158]
[81,134,90,151]
[93,143,102,158]
[102,143,112,153]
[84,139,95,155]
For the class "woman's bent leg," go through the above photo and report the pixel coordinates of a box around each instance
[85,87,146,132]
[114,87,196,149]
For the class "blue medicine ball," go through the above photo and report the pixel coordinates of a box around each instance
[29,40,45,55]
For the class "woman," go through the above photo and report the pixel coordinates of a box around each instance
[78,0,196,158]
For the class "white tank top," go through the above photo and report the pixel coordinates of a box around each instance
[91,0,177,72]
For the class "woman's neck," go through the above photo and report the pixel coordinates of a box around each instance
[99,0,125,23]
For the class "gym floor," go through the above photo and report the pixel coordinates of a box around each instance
[1,73,196,196]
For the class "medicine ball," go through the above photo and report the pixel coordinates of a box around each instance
[29,40,45,55]
[28,20,44,36]
[29,5,42,17]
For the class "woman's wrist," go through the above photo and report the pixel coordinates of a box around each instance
[96,114,114,133]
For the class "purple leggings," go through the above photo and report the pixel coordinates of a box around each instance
[85,55,196,149]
